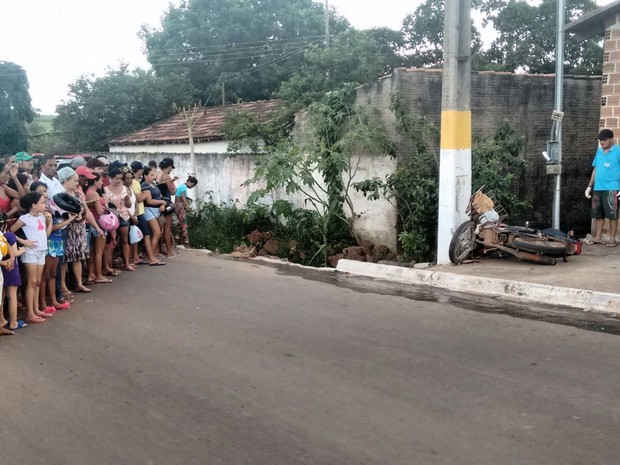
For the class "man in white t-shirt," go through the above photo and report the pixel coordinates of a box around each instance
[38,155,63,197]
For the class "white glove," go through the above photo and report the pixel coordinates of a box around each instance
[585,186,592,199]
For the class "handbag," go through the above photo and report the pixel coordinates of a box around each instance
[129,224,144,244]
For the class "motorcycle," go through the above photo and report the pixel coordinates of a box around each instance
[448,187,576,266]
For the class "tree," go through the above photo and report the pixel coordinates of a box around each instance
[481,0,602,74]
[140,0,349,104]
[0,61,36,153]
[400,0,484,69]
[54,65,196,152]
[278,29,405,106]
[244,86,395,266]
[399,0,602,74]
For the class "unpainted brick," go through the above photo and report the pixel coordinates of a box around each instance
[601,106,614,118]
[608,95,620,107]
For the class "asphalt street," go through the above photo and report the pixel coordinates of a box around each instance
[1,251,619,465]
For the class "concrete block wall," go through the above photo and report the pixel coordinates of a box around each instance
[356,68,602,234]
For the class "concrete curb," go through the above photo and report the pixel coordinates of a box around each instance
[336,259,620,316]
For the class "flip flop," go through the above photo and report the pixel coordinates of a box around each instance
[607,242,617,247]
[94,278,113,284]
[5,320,27,330]
[27,316,46,324]
[43,306,57,316]
[149,262,166,266]
[76,287,92,293]
[55,301,71,310]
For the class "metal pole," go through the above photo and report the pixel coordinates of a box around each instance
[552,0,565,230]
[437,0,472,264]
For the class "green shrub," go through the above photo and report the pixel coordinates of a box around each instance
[186,202,253,253]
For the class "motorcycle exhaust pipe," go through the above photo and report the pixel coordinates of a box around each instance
[492,243,557,266]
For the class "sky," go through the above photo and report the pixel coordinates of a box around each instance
[0,0,420,115]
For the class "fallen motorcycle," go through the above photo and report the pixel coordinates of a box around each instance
[449,187,576,266]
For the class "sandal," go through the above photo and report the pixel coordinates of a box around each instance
[43,306,57,316]
[607,242,617,247]
[7,320,27,331]
[94,278,113,284]
[56,301,71,310]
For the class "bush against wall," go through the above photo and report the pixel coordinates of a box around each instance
[355,95,527,263]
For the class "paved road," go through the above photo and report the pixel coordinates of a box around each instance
[1,252,619,465]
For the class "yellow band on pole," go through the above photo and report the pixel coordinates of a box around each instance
[440,110,472,150]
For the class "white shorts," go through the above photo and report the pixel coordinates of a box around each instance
[21,249,47,265]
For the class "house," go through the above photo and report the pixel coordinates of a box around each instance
[109,100,281,154]
[566,0,620,140]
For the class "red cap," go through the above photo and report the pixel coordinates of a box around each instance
[75,166,96,179]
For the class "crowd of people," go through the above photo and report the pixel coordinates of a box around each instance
[0,152,198,336]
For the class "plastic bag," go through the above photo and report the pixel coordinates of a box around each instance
[129,224,143,244]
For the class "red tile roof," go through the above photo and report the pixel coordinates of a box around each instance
[109,100,281,146]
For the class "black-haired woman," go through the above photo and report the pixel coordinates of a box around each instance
[156,158,178,257]
[141,167,167,261]
[85,173,110,283]
[174,175,198,247]
[104,168,134,271]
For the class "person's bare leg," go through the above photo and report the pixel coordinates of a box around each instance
[71,261,90,292]
[595,218,604,242]
[94,235,108,280]
[5,287,18,328]
[610,219,618,244]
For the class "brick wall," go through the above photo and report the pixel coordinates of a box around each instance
[601,19,620,140]
[355,68,602,234]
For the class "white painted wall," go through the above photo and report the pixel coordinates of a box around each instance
[107,148,398,250]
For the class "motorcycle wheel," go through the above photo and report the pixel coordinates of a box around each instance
[449,220,477,264]
[511,236,567,255]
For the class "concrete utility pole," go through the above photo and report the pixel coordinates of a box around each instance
[549,0,566,230]
[437,0,472,264]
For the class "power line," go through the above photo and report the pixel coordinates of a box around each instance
[145,34,326,57]
[151,43,316,67]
